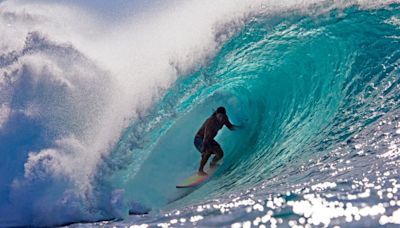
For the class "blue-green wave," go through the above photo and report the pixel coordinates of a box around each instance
[104,4,400,213]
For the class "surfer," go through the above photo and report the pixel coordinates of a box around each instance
[194,106,240,176]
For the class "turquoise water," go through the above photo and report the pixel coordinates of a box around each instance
[2,1,400,227]
[88,4,400,227]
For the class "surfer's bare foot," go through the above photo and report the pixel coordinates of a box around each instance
[198,170,208,176]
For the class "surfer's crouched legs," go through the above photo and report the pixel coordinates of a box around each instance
[197,139,224,176]
[198,148,212,176]
[210,140,223,168]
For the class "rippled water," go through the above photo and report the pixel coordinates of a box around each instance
[69,3,400,228]
[73,111,400,228]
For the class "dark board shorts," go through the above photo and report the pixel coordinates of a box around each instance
[194,136,218,154]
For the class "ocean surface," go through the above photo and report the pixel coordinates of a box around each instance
[1,0,400,227]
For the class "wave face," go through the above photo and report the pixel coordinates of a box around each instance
[1,0,400,227]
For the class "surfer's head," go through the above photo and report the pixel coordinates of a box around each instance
[216,106,226,115]
[213,106,226,122]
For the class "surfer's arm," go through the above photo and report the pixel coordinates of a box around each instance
[203,125,212,147]
[224,115,240,130]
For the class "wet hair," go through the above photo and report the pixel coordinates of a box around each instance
[211,106,225,115]
[216,106,226,114]
[212,106,226,116]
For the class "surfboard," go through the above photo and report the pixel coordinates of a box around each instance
[176,165,218,188]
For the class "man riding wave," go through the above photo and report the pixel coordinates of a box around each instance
[194,106,241,176]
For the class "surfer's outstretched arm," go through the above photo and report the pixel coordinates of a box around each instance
[224,115,241,130]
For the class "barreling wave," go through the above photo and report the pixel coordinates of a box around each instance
[104,0,400,216]
[1,0,400,226]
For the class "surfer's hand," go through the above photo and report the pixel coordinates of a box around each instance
[198,170,208,176]
[232,119,248,130]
